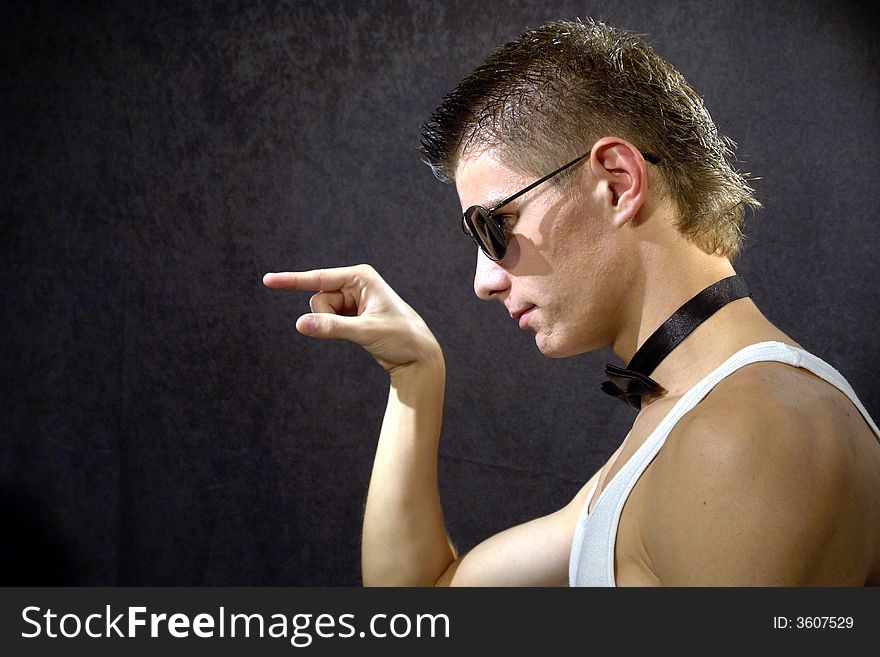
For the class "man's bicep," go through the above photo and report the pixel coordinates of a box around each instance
[437,469,601,587]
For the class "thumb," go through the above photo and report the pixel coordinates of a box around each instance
[296,313,376,344]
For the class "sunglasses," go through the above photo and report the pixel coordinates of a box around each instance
[461,149,661,261]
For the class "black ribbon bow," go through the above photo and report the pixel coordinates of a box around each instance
[601,364,662,410]
[601,275,751,410]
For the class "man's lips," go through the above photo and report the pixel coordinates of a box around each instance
[510,305,536,329]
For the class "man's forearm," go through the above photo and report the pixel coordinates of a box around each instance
[361,356,453,586]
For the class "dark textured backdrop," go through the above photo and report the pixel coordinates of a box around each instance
[2,0,878,585]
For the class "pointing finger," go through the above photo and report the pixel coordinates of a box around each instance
[263,265,376,292]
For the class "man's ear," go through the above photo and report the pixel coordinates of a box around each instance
[589,137,649,227]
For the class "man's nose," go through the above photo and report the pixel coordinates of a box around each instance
[473,248,510,300]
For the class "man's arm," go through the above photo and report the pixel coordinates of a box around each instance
[364,357,597,586]
[435,475,598,586]
[361,358,453,585]
[644,369,877,585]
[265,265,596,586]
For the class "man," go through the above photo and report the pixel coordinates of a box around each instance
[264,19,880,585]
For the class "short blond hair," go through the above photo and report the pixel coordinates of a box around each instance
[420,19,761,258]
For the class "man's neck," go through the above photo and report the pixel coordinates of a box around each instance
[610,241,796,407]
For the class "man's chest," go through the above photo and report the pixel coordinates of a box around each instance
[585,396,683,586]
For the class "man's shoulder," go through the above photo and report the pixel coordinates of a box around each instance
[651,356,867,522]
[647,357,864,517]
[673,357,853,449]
[641,358,880,584]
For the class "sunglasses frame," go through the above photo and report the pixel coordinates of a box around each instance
[462,149,661,261]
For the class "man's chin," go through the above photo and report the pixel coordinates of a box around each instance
[535,331,594,359]
[534,334,577,359]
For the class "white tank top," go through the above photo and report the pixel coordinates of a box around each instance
[568,341,880,587]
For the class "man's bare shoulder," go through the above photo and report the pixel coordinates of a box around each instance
[668,359,874,455]
[642,360,880,585]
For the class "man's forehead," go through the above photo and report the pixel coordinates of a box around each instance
[454,152,530,210]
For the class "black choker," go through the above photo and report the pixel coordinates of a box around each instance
[601,275,751,409]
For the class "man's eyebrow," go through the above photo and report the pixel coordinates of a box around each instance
[486,184,546,211]
[483,196,508,210]
[486,194,521,211]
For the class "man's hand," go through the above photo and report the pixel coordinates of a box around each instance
[263,264,442,374]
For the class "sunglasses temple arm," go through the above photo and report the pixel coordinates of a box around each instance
[489,154,588,212]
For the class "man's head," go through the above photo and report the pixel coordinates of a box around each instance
[420,18,760,259]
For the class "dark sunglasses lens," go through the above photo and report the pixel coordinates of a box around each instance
[464,207,505,261]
